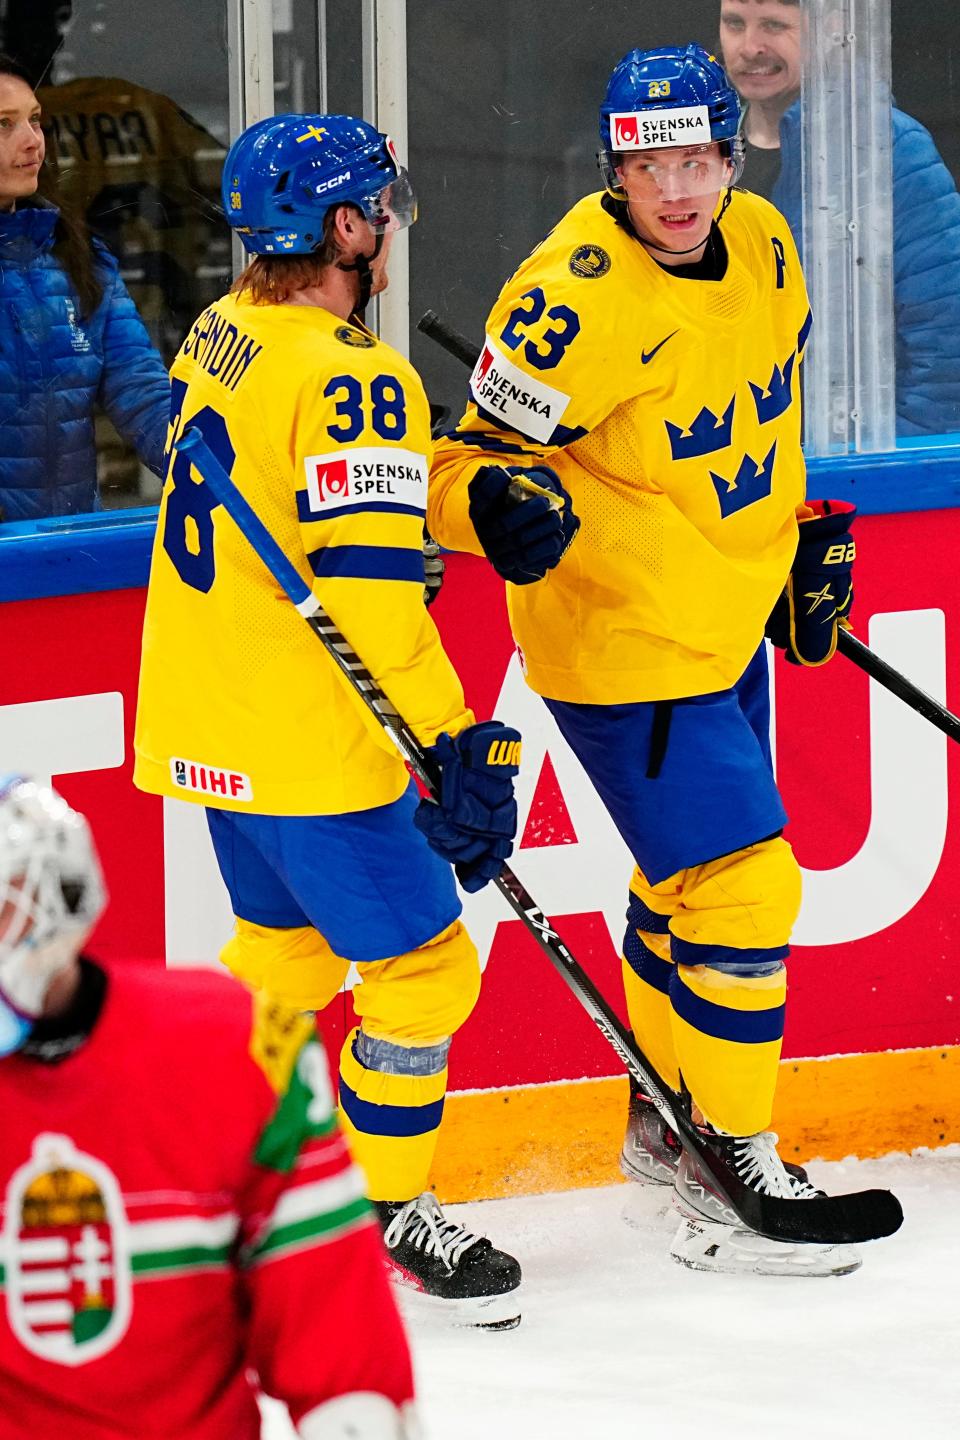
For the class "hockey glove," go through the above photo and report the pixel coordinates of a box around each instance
[423,529,444,608]
[429,401,451,437]
[414,721,521,893]
[766,500,856,666]
[468,464,580,585]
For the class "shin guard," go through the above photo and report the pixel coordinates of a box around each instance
[338,1028,449,1201]
[621,878,681,1091]
[668,838,800,1134]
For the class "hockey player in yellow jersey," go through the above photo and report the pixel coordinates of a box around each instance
[429,46,860,1276]
[134,115,572,1327]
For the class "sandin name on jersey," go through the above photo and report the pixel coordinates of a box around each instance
[179,306,264,392]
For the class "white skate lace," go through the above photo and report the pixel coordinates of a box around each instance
[731,1132,800,1199]
[785,1169,821,1200]
[382,1192,483,1273]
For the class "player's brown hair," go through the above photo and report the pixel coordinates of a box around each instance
[231,206,345,305]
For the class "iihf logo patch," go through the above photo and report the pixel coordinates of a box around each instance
[569,245,611,279]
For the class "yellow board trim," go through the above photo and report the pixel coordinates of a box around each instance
[428,1045,960,1203]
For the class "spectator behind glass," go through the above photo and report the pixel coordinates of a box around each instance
[0,53,169,523]
[720,0,960,438]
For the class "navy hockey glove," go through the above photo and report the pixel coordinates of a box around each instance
[468,464,580,585]
[414,721,521,893]
[766,500,856,666]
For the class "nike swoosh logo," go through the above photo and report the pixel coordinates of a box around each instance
[641,330,679,365]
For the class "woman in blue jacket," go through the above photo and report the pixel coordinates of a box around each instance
[0,55,170,522]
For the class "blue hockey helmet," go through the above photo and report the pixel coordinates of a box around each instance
[598,44,744,197]
[222,113,417,256]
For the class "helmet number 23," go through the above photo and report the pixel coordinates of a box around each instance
[500,287,581,371]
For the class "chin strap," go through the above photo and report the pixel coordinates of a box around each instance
[337,230,384,317]
[629,188,736,258]
[641,235,713,257]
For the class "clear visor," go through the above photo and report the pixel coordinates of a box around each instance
[618,145,730,195]
[366,167,418,232]
[601,143,740,199]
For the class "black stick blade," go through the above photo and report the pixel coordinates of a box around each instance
[743,1186,904,1246]
[689,1140,904,1243]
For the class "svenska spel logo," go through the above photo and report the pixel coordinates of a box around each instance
[610,113,641,148]
[475,346,495,386]
[311,457,350,503]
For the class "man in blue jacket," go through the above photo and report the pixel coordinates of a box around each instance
[719,0,960,437]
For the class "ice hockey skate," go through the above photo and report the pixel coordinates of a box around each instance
[671,1128,862,1277]
[619,1084,683,1186]
[620,1084,824,1193]
[376,1192,522,1330]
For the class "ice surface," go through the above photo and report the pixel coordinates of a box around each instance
[261,1147,959,1440]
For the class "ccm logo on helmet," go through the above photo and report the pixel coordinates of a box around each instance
[315,170,352,195]
[609,105,711,150]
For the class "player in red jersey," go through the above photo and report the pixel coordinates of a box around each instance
[0,775,417,1439]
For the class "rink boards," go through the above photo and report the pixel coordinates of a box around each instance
[1,509,958,1199]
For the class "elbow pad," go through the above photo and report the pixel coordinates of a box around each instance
[298,1393,420,1439]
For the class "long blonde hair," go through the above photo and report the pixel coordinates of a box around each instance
[231,207,343,304]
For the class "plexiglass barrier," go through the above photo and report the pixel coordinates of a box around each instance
[801,0,896,454]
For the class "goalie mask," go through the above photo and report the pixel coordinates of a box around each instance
[0,776,106,1055]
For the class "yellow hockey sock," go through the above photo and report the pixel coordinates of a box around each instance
[338,1028,449,1202]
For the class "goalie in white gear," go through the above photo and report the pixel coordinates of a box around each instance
[0,776,420,1439]
[0,774,106,1054]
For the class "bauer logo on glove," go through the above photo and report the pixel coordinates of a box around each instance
[765,500,856,666]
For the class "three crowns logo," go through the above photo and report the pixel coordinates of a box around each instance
[749,353,796,425]
[665,397,735,461]
[710,442,777,519]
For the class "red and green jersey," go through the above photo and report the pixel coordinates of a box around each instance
[0,962,413,1438]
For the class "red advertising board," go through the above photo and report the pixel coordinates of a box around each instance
[1,509,957,1096]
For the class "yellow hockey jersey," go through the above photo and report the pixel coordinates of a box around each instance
[429,189,812,703]
[134,293,473,815]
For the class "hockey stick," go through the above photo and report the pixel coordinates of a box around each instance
[836,628,960,744]
[419,308,960,745]
[175,425,902,1247]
